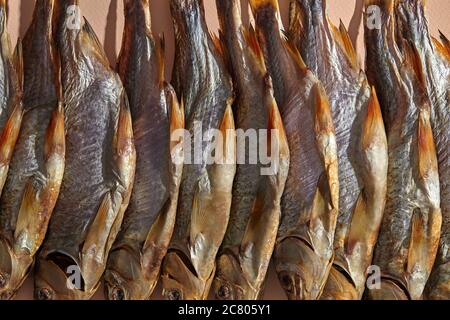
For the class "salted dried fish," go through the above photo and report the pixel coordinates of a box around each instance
[0,0,64,300]
[250,0,339,300]
[212,0,289,300]
[289,0,388,299]
[104,0,184,301]
[391,0,450,300]
[160,0,235,300]
[34,0,136,300]
[364,0,441,300]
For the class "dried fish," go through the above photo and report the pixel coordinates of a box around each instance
[104,0,184,301]
[34,0,136,300]
[213,0,289,300]
[250,0,339,300]
[160,0,235,300]
[289,0,388,299]
[391,0,450,300]
[364,0,441,300]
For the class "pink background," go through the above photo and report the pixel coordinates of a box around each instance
[8,0,450,300]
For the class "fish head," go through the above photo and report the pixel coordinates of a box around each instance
[161,250,212,300]
[104,246,150,300]
[34,252,95,300]
[275,236,330,300]
[0,239,15,300]
[213,251,259,300]
[0,238,33,300]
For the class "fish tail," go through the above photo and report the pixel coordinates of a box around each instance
[249,0,283,29]
[364,0,394,9]
[249,0,279,12]
[82,17,110,67]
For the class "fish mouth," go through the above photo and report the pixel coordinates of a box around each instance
[0,238,32,300]
[104,246,150,300]
[364,277,410,300]
[34,251,92,300]
[275,236,331,300]
[161,249,212,300]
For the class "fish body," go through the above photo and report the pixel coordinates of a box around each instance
[104,0,184,301]
[0,0,65,300]
[364,0,441,300]
[161,0,235,300]
[249,0,339,300]
[213,0,289,300]
[393,0,450,300]
[34,0,136,300]
[289,0,388,299]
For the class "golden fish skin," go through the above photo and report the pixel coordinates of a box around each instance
[34,0,136,300]
[213,0,289,300]
[160,0,235,300]
[104,0,184,301]
[392,0,450,300]
[364,0,441,300]
[249,0,339,300]
[289,0,388,300]
[0,0,65,300]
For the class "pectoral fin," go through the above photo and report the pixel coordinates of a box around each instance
[81,192,122,291]
[0,100,23,192]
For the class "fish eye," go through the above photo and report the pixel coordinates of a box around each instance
[280,274,293,292]
[111,287,125,301]
[0,290,13,300]
[0,273,6,288]
[217,284,231,299]
[166,289,182,300]
[36,288,53,300]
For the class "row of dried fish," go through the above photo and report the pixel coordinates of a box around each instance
[0,0,448,301]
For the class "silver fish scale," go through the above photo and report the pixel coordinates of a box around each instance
[42,40,122,259]
[279,74,322,236]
